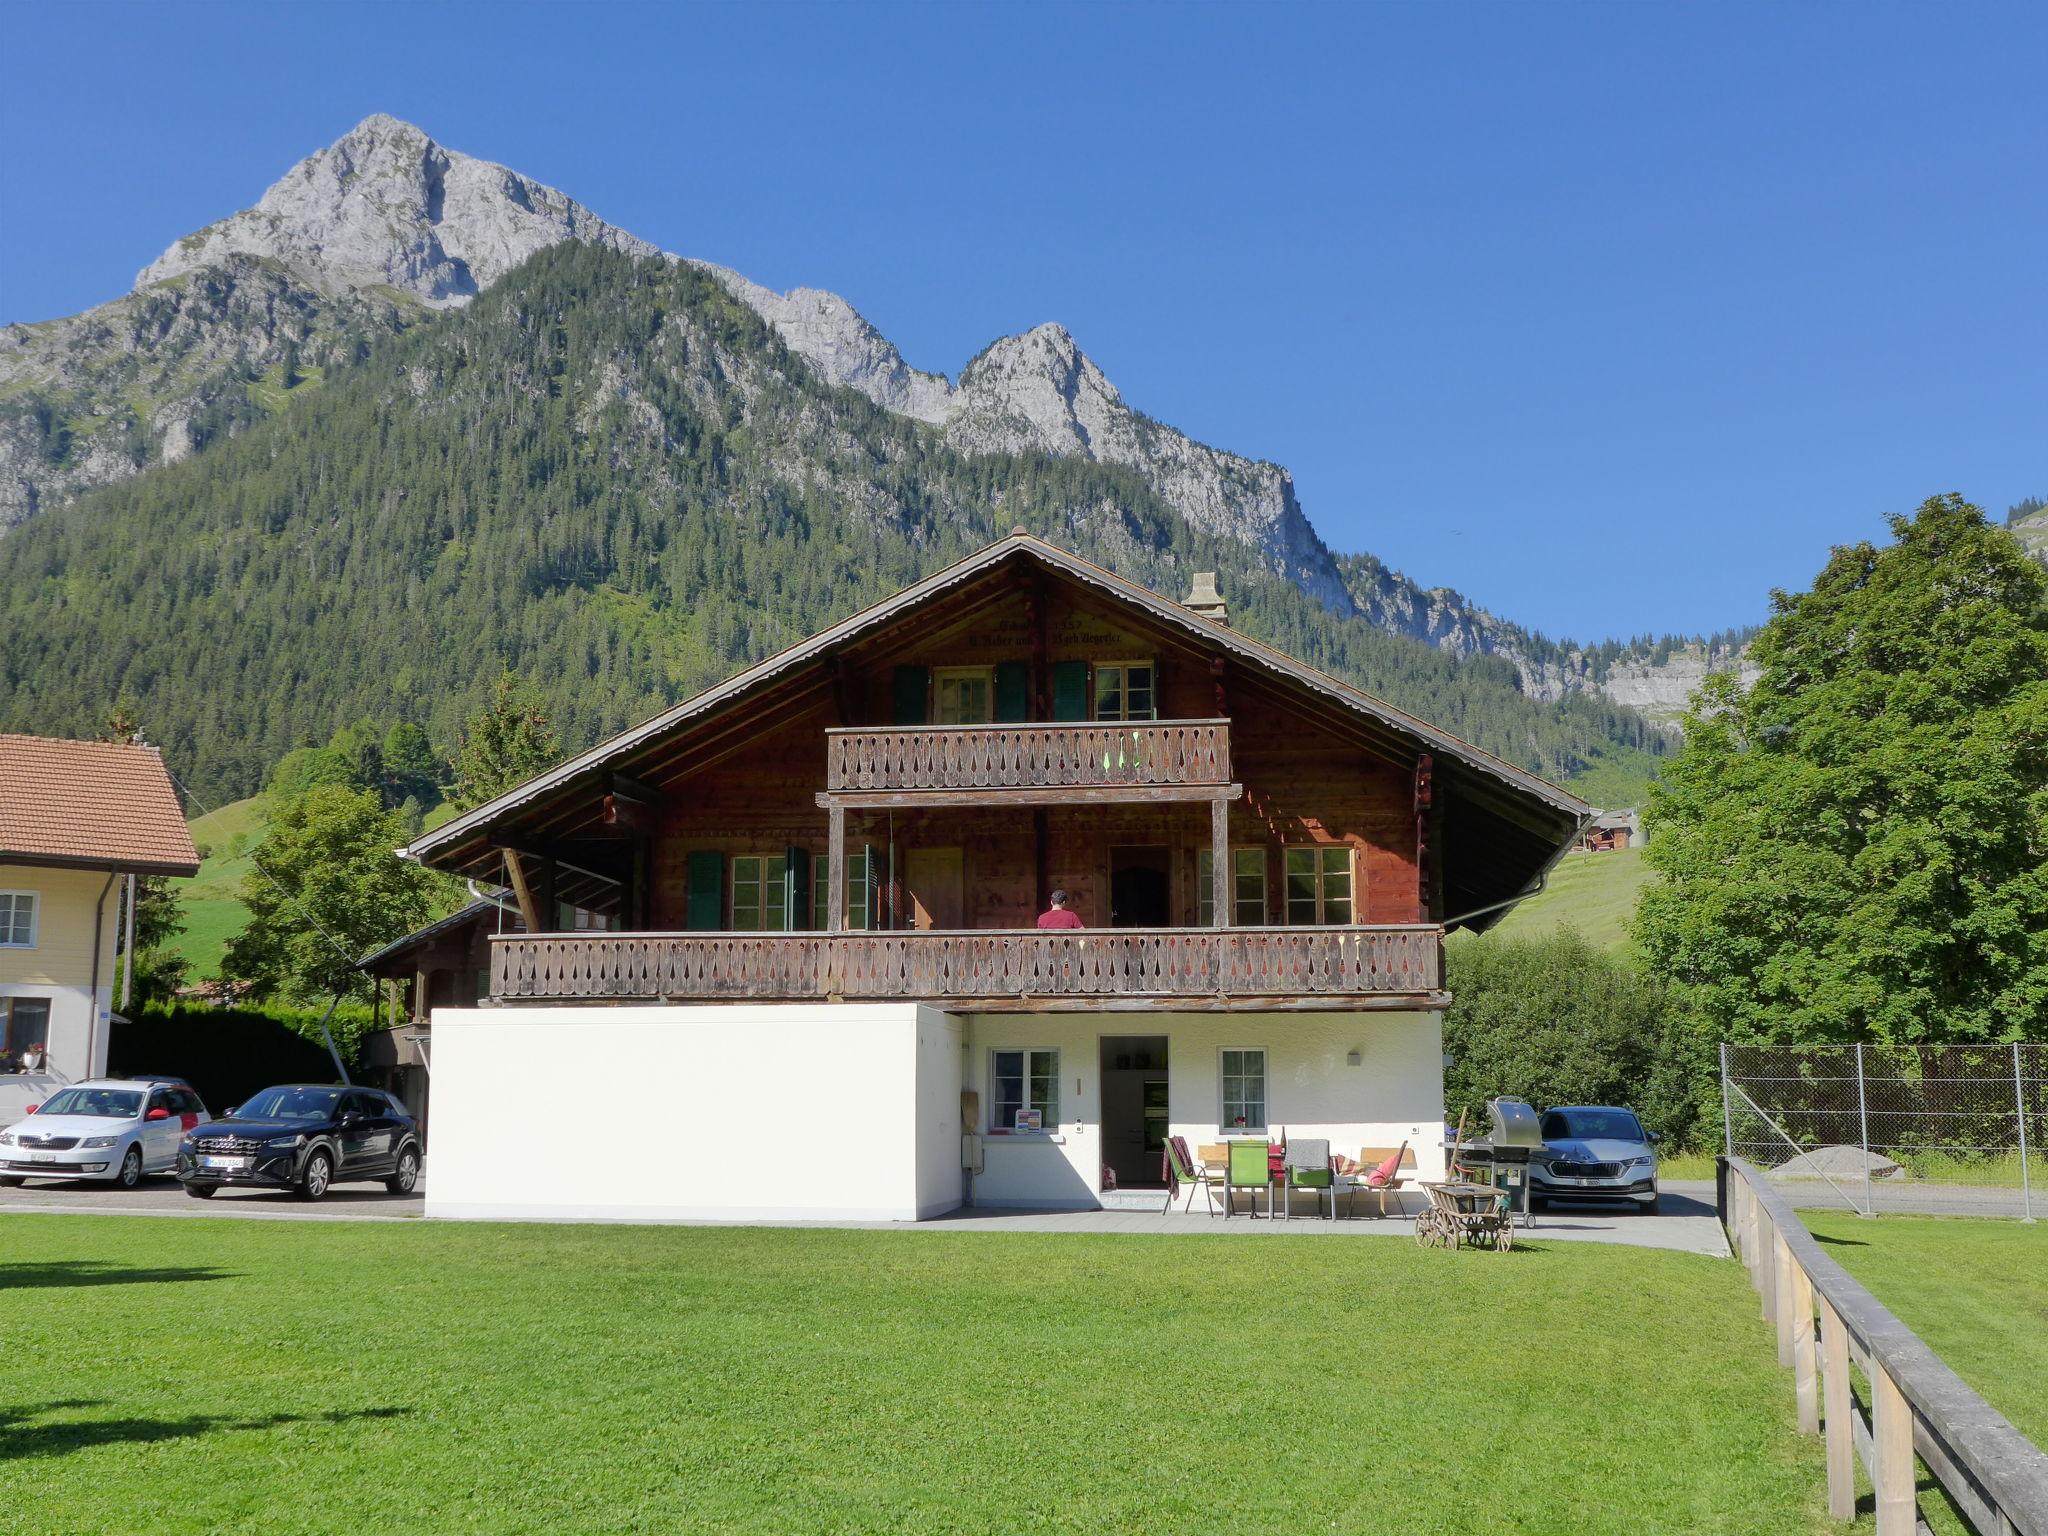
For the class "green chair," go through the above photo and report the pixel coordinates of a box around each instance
[1164,1135,1218,1215]
[1281,1137,1335,1220]
[1223,1139,1272,1218]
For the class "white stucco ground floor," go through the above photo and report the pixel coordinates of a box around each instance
[425,1002,1447,1224]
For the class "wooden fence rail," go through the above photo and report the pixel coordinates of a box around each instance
[1721,1157,2048,1535]
[824,719,1232,792]
[489,926,1442,1006]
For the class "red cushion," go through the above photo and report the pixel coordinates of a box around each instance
[1367,1151,1404,1187]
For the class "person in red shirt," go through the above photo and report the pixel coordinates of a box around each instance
[1036,889,1085,929]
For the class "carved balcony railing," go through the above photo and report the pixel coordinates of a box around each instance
[488,926,1443,1009]
[823,719,1232,795]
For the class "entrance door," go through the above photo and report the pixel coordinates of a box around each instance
[1108,846,1171,928]
[904,847,964,930]
[1100,1036,1169,1189]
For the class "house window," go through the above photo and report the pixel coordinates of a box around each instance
[1093,661,1156,721]
[1197,848,1268,927]
[730,855,787,932]
[989,1047,1059,1134]
[1220,1048,1266,1133]
[811,851,871,931]
[934,667,993,725]
[0,892,36,949]
[2,997,51,1056]
[1284,846,1353,925]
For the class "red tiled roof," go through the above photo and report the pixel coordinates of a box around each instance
[0,734,201,876]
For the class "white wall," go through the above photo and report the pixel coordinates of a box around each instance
[2,864,120,1085]
[427,1003,963,1223]
[961,1010,1446,1208]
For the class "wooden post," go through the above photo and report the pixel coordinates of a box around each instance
[504,850,542,935]
[1759,1210,1777,1322]
[1413,753,1434,923]
[1210,796,1231,928]
[1775,1231,1795,1366]
[1819,1295,1856,1520]
[1792,1259,1818,1434]
[1033,808,1049,914]
[540,857,559,933]
[1027,576,1049,721]
[826,803,846,933]
[1872,1359,1916,1535]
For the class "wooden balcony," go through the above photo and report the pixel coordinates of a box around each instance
[487,926,1445,1011]
[822,719,1232,803]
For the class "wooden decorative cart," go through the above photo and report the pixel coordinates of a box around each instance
[1414,1180,1516,1252]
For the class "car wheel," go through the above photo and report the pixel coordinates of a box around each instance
[185,1184,216,1199]
[116,1146,144,1189]
[385,1147,420,1195]
[1640,1194,1659,1215]
[299,1149,333,1202]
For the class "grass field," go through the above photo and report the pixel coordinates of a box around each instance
[0,1216,1837,1535]
[1801,1213,2048,1448]
[1485,845,1656,953]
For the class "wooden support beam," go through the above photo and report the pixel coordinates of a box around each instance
[540,857,559,934]
[503,850,542,935]
[1210,795,1231,928]
[1792,1260,1818,1435]
[827,803,846,933]
[1033,808,1049,913]
[1775,1230,1795,1367]
[817,783,1243,810]
[1414,752,1435,924]
[1819,1295,1856,1519]
[1871,1359,1917,1536]
[1027,575,1049,721]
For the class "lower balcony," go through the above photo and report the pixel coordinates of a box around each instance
[487,926,1445,1011]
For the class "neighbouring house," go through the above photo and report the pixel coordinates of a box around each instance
[0,735,200,1121]
[1579,809,1640,852]
[402,533,1590,1222]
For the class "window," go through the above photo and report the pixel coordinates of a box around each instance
[1093,661,1156,721]
[0,892,36,948]
[730,855,787,932]
[989,1048,1059,1134]
[1197,847,1268,926]
[1220,1048,1267,1133]
[2,997,51,1056]
[934,667,993,725]
[811,851,871,931]
[1284,846,1353,925]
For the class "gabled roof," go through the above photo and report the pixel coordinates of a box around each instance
[0,734,201,877]
[412,532,1585,845]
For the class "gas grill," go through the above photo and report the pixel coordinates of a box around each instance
[1452,1097,1546,1225]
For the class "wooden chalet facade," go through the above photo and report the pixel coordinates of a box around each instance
[405,534,1590,1222]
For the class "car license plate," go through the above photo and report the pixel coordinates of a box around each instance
[202,1155,249,1170]
[1566,1177,1593,1186]
[31,1153,57,1163]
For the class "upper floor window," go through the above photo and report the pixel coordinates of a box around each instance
[810,851,872,931]
[1093,661,1156,721]
[934,667,993,725]
[731,854,788,932]
[0,892,35,948]
[1197,848,1268,927]
[1284,846,1353,925]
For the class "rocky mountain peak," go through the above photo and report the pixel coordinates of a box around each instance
[135,115,658,307]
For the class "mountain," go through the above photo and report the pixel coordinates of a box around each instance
[2010,497,2048,566]
[0,241,1669,805]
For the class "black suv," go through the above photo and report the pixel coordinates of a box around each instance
[177,1084,422,1201]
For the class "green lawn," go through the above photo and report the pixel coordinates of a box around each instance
[1800,1213,2048,1448]
[1486,845,1656,953]
[0,1216,1835,1535]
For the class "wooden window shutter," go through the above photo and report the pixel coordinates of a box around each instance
[892,665,930,725]
[783,846,810,930]
[684,851,725,931]
[1051,660,1090,722]
[861,843,880,930]
[993,660,1030,723]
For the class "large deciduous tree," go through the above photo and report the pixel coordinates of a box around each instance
[222,785,430,1004]
[1637,494,2048,1044]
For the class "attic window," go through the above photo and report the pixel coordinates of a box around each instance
[1094,662,1156,721]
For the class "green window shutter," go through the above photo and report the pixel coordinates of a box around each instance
[784,845,810,930]
[993,660,1030,723]
[685,851,725,931]
[1051,660,1090,722]
[859,844,879,931]
[892,665,930,725]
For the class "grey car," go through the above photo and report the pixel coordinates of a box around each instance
[1530,1105,1660,1212]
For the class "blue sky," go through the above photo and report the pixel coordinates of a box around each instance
[2,1,2041,644]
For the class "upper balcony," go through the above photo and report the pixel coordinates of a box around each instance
[822,719,1233,806]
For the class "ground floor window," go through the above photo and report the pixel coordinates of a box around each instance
[1284,846,1353,924]
[1220,1047,1266,1132]
[1197,847,1268,926]
[989,1048,1059,1134]
[730,854,787,932]
[1,996,51,1060]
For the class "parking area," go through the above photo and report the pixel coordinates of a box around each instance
[0,1173,426,1221]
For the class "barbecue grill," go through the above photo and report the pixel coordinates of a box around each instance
[1455,1097,1545,1225]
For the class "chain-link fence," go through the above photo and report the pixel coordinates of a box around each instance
[1721,1042,2044,1218]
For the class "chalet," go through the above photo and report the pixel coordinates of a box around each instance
[1580,809,1641,852]
[403,533,1590,1221]
[0,735,200,1119]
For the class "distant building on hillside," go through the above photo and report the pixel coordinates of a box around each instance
[1579,809,1641,853]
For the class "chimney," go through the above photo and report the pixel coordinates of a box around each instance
[1184,571,1229,626]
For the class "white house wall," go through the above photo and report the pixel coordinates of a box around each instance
[0,864,121,1096]
[963,1010,1445,1208]
[426,1003,961,1222]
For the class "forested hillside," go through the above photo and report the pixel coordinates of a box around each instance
[0,244,1666,803]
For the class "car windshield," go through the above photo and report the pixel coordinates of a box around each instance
[235,1087,343,1121]
[34,1087,143,1119]
[1542,1109,1645,1143]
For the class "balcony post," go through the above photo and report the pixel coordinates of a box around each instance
[1210,796,1231,927]
[826,802,846,932]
